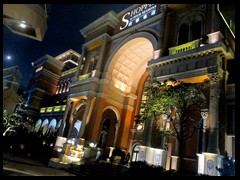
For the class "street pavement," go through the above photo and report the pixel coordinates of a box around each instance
[3,151,130,176]
[3,152,76,176]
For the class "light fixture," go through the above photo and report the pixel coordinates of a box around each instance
[19,22,26,28]
[201,109,208,132]
[136,124,143,130]
[151,10,156,15]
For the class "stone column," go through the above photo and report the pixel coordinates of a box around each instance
[67,114,75,138]
[94,35,109,76]
[142,114,154,146]
[73,46,86,80]
[113,123,119,147]
[160,114,168,149]
[206,73,221,154]
[57,99,73,137]
[157,5,168,52]
[77,96,93,138]
[211,4,219,33]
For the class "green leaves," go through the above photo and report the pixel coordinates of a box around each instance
[3,96,34,136]
[140,77,208,139]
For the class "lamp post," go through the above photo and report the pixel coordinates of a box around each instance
[201,109,208,152]
[161,114,168,149]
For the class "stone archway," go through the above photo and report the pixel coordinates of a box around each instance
[98,108,118,149]
[106,33,157,94]
[103,32,157,149]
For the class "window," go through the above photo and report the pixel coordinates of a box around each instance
[177,11,205,45]
[88,57,98,73]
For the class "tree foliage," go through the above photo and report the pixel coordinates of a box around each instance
[139,77,209,172]
[141,78,209,139]
[3,96,34,136]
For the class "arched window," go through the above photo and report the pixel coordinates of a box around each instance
[41,119,49,135]
[47,119,57,136]
[66,79,70,92]
[34,119,42,133]
[62,80,67,93]
[178,23,189,45]
[177,11,205,45]
[56,85,59,94]
[132,143,140,162]
[59,81,64,94]
[71,120,82,138]
[191,20,202,41]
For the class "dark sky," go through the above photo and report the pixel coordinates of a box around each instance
[3,4,133,88]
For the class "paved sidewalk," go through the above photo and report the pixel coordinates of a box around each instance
[3,152,76,176]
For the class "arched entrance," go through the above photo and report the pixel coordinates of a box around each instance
[131,142,141,162]
[71,103,85,138]
[98,109,118,149]
[105,32,157,94]
[102,32,158,150]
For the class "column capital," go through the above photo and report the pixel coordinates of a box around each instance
[102,34,110,41]
[67,99,73,104]
[207,72,223,83]
[159,4,168,13]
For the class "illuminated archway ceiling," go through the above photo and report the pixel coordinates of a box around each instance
[111,37,153,93]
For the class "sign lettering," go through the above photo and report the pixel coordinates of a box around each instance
[120,4,158,30]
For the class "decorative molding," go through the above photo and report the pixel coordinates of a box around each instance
[80,11,119,38]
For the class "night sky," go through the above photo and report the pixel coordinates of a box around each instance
[3,4,133,88]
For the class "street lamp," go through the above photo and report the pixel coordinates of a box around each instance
[200,108,208,153]
[201,109,208,132]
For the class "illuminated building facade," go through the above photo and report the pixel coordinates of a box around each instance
[28,4,234,174]
[26,50,81,136]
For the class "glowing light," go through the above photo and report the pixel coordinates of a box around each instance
[135,18,140,23]
[120,86,125,92]
[20,22,26,28]
[143,14,147,19]
[137,124,143,130]
[151,10,156,15]
[7,56,11,60]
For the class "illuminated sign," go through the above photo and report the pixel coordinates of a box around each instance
[120,4,158,31]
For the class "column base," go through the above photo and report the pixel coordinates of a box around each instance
[197,152,223,176]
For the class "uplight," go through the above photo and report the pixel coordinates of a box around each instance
[20,23,26,28]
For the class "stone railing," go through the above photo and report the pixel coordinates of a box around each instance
[40,105,66,113]
[168,39,202,55]
[78,72,92,81]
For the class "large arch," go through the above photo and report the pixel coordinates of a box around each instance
[104,32,158,94]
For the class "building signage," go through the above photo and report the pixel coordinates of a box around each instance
[120,4,158,31]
